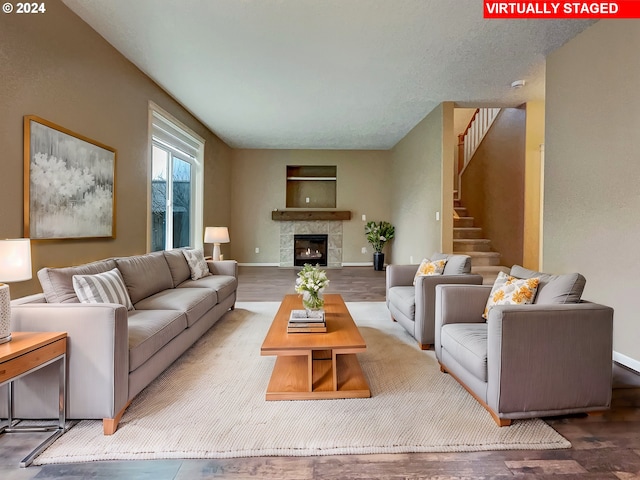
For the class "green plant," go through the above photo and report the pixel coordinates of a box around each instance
[364,221,395,253]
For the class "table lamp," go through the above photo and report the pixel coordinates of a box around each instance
[204,227,230,261]
[0,239,32,344]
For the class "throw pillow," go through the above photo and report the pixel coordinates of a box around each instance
[182,248,212,280]
[72,268,135,311]
[482,271,539,319]
[38,259,118,304]
[509,265,586,305]
[413,258,447,285]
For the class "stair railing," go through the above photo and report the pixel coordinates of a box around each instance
[457,107,501,175]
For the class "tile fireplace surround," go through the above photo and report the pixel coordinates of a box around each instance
[279,221,343,268]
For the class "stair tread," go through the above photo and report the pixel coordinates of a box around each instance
[471,266,511,285]
[457,251,501,257]
[472,266,511,272]
[454,238,491,243]
[454,200,504,268]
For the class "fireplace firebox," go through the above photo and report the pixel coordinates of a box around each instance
[294,234,328,267]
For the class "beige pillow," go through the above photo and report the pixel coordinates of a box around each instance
[413,258,447,285]
[483,271,540,319]
[182,249,212,280]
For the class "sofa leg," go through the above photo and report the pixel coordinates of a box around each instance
[418,343,431,350]
[230,305,235,310]
[587,411,606,418]
[103,401,131,435]
[440,364,447,373]
[494,416,512,427]
[390,314,397,322]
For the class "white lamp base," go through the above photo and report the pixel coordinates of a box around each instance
[212,243,221,262]
[0,284,12,344]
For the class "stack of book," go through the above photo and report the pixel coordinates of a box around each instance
[287,309,327,333]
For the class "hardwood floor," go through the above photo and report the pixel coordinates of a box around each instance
[1,266,639,479]
[236,266,388,302]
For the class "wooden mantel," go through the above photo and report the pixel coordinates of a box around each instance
[271,210,351,221]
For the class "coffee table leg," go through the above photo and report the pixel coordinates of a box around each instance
[332,351,338,391]
[306,351,313,392]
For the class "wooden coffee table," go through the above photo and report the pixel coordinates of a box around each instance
[260,293,370,401]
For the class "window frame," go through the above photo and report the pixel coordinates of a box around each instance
[148,102,205,252]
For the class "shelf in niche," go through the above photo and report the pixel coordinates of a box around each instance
[287,177,337,181]
[286,165,337,209]
[271,210,351,221]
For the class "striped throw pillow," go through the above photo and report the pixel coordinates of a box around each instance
[72,268,135,311]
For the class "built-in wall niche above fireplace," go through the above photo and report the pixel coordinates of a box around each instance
[286,165,336,208]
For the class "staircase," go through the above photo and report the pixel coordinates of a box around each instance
[453,196,509,285]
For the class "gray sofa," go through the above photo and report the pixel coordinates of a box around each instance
[434,265,614,426]
[386,254,483,349]
[1,249,237,434]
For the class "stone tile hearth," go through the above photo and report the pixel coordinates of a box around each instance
[279,221,342,268]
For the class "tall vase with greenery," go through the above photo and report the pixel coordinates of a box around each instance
[365,221,395,271]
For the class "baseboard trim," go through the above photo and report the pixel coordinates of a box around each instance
[237,263,281,267]
[238,262,375,267]
[613,351,640,374]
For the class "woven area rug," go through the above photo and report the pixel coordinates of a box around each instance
[34,302,569,465]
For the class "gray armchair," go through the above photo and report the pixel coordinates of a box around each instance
[434,266,614,426]
[386,254,483,349]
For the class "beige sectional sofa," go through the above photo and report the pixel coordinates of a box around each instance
[1,249,237,434]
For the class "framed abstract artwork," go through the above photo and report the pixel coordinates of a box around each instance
[24,116,116,240]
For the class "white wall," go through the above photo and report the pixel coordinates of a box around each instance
[545,20,640,369]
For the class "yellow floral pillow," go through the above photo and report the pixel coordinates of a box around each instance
[482,271,540,319]
[413,258,447,285]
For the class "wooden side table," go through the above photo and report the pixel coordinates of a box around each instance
[0,331,73,467]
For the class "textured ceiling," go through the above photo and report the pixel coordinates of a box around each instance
[62,0,594,150]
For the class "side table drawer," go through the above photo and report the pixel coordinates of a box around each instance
[0,338,66,384]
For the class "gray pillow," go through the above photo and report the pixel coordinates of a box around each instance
[115,252,174,304]
[38,259,117,303]
[163,249,192,287]
[431,253,471,275]
[510,265,586,304]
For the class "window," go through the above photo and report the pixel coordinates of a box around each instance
[149,104,204,252]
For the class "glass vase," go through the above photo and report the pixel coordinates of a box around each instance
[302,290,324,315]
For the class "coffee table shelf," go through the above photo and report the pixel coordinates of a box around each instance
[261,294,370,401]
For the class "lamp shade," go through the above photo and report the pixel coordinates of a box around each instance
[204,227,230,244]
[0,239,32,283]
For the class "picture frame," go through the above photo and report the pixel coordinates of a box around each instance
[24,116,117,240]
